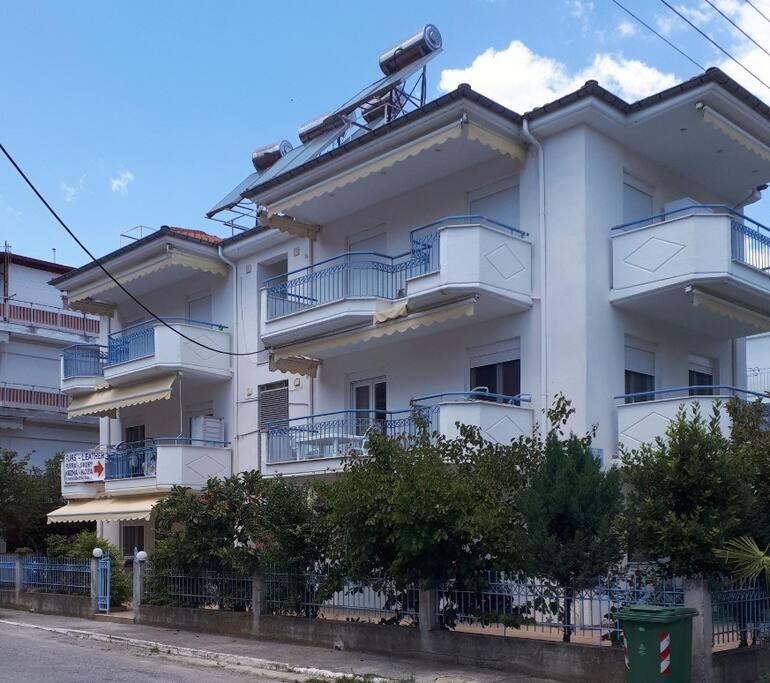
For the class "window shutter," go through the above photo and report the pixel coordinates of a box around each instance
[258,381,289,429]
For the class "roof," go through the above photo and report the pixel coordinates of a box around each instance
[49,226,222,286]
[213,67,770,217]
[8,253,73,275]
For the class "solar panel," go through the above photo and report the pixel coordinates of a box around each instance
[206,172,259,217]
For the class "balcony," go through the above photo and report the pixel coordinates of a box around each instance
[0,299,99,340]
[615,385,765,452]
[61,438,233,498]
[61,344,107,395]
[611,206,770,338]
[261,216,532,348]
[261,391,534,477]
[0,382,69,413]
[104,318,231,385]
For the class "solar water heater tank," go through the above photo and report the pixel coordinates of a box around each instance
[378,24,442,76]
[251,140,293,171]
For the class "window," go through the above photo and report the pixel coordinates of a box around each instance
[470,359,521,402]
[689,354,715,396]
[258,381,289,429]
[121,525,144,557]
[623,180,653,225]
[625,345,655,404]
[124,424,145,444]
[188,295,212,323]
[351,378,387,436]
[470,183,520,228]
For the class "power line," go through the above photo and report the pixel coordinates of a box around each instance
[610,0,706,71]
[659,0,770,90]
[0,141,262,357]
[746,0,770,25]
[703,0,770,59]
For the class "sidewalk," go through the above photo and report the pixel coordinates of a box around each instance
[0,608,554,682]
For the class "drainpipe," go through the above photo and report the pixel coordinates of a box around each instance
[307,237,314,416]
[218,245,239,471]
[521,118,548,422]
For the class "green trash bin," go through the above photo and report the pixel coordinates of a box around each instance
[618,605,698,682]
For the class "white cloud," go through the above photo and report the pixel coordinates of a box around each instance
[110,170,135,196]
[567,0,594,19]
[0,194,21,221]
[60,182,76,202]
[618,20,637,38]
[439,40,678,113]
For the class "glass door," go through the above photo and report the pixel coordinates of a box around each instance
[347,233,387,298]
[351,378,387,436]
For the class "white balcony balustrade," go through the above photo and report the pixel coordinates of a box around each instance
[611,206,770,338]
[260,215,532,347]
[104,318,231,385]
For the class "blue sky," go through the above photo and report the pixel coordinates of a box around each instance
[2,0,770,266]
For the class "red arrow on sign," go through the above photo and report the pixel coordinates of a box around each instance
[93,461,104,476]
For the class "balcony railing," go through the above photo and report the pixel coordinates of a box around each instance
[263,215,526,321]
[105,318,228,366]
[0,382,69,412]
[748,369,770,395]
[611,204,770,274]
[614,385,768,405]
[104,437,231,481]
[62,344,106,379]
[264,391,530,464]
[0,299,99,336]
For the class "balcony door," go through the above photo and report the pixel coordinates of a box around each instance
[351,377,387,436]
[347,232,387,299]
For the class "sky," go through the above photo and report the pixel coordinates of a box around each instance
[2,0,770,267]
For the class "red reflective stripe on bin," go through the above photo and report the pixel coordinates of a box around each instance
[660,631,671,675]
[623,630,629,670]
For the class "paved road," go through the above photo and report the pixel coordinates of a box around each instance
[0,621,279,683]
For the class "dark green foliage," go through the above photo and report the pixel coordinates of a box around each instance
[622,403,751,578]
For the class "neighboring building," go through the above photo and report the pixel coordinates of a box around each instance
[46,27,770,555]
[0,249,99,467]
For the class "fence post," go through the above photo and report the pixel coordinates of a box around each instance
[419,586,439,632]
[14,554,22,604]
[90,556,99,614]
[251,574,264,634]
[133,552,147,621]
[685,578,713,683]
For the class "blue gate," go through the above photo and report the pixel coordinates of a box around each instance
[97,555,111,613]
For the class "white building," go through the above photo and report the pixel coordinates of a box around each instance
[46,28,770,555]
[0,250,99,467]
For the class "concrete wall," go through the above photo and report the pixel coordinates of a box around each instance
[0,589,92,618]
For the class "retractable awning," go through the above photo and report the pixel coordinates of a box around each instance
[270,298,476,376]
[68,374,176,418]
[46,494,166,524]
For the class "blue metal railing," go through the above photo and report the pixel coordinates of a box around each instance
[0,554,15,587]
[263,215,526,321]
[615,385,768,404]
[21,555,90,595]
[264,391,529,463]
[62,344,106,378]
[106,318,228,366]
[103,437,231,480]
[610,204,770,274]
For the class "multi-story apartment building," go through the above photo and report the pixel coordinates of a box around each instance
[47,27,770,555]
[0,249,99,467]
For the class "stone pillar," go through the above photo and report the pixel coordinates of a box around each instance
[685,578,713,682]
[14,555,22,604]
[418,587,439,632]
[132,558,145,620]
[251,575,264,634]
[90,557,99,613]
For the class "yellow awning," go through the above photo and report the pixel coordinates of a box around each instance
[373,302,409,324]
[701,105,770,163]
[68,374,176,418]
[270,298,476,376]
[690,288,770,332]
[269,355,321,378]
[47,494,166,524]
[268,121,527,216]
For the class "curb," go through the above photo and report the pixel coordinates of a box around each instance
[0,618,392,682]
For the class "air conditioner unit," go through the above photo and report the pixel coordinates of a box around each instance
[190,416,225,443]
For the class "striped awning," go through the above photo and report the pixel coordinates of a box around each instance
[67,374,176,418]
[46,493,166,524]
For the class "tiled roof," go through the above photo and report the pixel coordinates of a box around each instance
[163,226,222,245]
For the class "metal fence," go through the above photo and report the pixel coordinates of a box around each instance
[62,344,106,378]
[105,442,158,480]
[712,577,770,648]
[436,572,685,643]
[106,322,155,365]
[142,565,252,611]
[264,568,419,624]
[0,382,69,412]
[731,218,770,273]
[0,554,16,588]
[0,299,99,336]
[21,555,90,595]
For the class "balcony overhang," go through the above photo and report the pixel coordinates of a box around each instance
[47,493,165,524]
[67,373,176,418]
[255,113,527,225]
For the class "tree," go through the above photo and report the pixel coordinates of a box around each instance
[518,396,624,641]
[622,403,751,578]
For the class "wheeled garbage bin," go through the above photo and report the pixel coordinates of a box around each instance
[618,604,698,682]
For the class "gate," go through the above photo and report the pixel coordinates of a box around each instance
[97,555,111,613]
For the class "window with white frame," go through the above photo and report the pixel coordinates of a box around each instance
[468,340,521,403]
[625,344,655,403]
[350,377,387,435]
[121,524,144,557]
[688,354,716,396]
